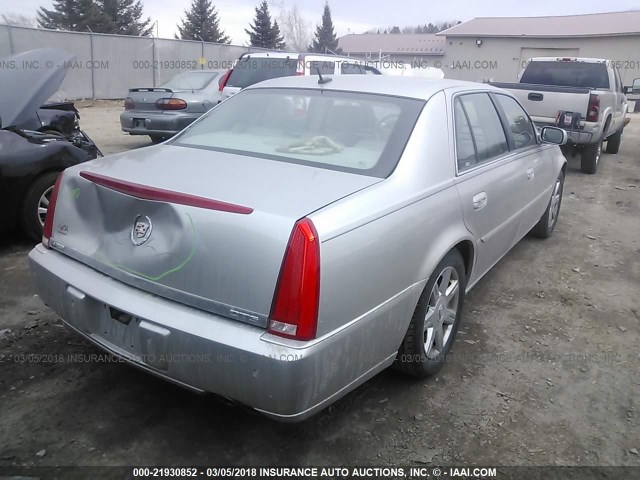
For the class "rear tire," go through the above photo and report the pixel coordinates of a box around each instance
[581,141,601,174]
[394,249,466,378]
[606,128,622,154]
[20,171,60,241]
[530,172,564,239]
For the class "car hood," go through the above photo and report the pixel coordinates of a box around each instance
[0,48,73,129]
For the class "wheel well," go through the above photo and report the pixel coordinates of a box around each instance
[603,115,612,138]
[453,240,474,282]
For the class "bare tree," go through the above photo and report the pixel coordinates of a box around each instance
[2,13,38,27]
[277,3,312,52]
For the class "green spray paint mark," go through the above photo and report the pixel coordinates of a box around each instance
[71,188,80,199]
[97,213,197,282]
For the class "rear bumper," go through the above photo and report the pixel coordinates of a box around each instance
[533,118,599,145]
[28,245,400,421]
[120,111,201,136]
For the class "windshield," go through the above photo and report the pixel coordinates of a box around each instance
[161,71,219,90]
[226,57,298,89]
[520,61,610,89]
[171,88,424,177]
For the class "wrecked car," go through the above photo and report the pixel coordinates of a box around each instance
[19,101,82,137]
[30,75,567,421]
[0,48,100,240]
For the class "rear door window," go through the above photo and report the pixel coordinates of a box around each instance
[457,93,509,166]
[226,57,297,88]
[520,61,610,89]
[454,99,476,172]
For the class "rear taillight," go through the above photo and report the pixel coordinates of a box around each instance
[124,97,134,110]
[155,98,187,110]
[219,68,232,91]
[268,218,320,341]
[42,173,63,248]
[587,94,600,122]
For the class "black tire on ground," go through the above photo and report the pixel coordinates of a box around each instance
[606,128,622,154]
[530,171,565,239]
[19,171,60,241]
[149,134,168,144]
[394,249,467,378]
[581,141,602,174]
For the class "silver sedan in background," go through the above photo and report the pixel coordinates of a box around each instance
[120,69,226,143]
[30,76,567,421]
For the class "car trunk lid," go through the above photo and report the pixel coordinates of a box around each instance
[127,88,177,111]
[50,145,380,326]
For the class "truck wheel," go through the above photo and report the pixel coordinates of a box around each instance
[394,249,466,377]
[581,141,601,174]
[606,128,622,154]
[20,171,60,241]
[530,172,564,238]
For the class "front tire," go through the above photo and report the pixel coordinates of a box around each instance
[19,171,60,241]
[530,172,564,238]
[395,249,466,377]
[581,141,601,174]
[606,128,622,154]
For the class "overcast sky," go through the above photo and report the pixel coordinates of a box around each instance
[2,0,639,44]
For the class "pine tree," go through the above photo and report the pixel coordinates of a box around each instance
[271,20,286,49]
[38,0,77,30]
[176,0,230,43]
[38,0,110,32]
[245,1,283,49]
[99,0,153,36]
[309,2,339,53]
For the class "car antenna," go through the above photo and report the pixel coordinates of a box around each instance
[316,67,332,85]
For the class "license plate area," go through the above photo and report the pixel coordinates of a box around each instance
[93,304,140,355]
[556,111,581,129]
[133,118,146,128]
[109,306,133,325]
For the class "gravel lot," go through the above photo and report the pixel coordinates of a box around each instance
[1,103,639,472]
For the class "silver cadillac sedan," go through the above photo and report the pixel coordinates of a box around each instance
[29,75,567,421]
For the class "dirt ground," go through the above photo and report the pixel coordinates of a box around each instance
[0,102,639,472]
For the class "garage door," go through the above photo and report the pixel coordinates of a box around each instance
[517,48,580,78]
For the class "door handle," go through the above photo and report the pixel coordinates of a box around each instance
[472,192,487,210]
[526,168,535,180]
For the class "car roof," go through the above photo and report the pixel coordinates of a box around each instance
[240,51,361,62]
[244,75,499,100]
[528,57,608,64]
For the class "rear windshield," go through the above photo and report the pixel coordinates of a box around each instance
[520,61,609,89]
[171,88,424,177]
[161,71,219,90]
[226,57,298,89]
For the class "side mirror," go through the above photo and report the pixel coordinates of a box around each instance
[540,126,567,145]
[625,78,640,95]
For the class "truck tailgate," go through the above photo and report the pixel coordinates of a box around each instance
[491,82,591,124]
